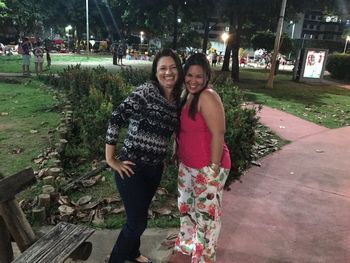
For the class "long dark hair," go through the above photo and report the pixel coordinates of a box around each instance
[150,48,184,108]
[182,53,211,120]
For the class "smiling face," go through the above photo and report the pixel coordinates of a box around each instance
[156,56,179,92]
[185,65,207,94]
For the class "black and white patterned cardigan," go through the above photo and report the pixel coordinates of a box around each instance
[106,82,179,165]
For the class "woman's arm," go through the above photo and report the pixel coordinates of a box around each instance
[105,85,147,178]
[105,144,134,179]
[199,89,226,172]
[106,85,147,145]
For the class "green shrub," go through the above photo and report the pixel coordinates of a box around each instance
[119,67,149,86]
[48,65,130,162]
[216,79,259,185]
[326,53,350,80]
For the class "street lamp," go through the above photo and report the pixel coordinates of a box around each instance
[344,36,350,53]
[221,32,229,52]
[86,0,89,55]
[140,31,144,44]
[289,21,295,39]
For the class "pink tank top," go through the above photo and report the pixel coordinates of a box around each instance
[177,106,231,169]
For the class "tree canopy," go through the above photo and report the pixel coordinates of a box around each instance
[1,0,349,79]
[251,31,293,54]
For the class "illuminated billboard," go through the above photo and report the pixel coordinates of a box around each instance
[299,48,328,82]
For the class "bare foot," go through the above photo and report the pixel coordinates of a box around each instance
[132,254,152,263]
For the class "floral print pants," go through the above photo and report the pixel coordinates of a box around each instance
[174,162,229,263]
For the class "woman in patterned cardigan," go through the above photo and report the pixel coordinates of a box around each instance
[105,49,184,263]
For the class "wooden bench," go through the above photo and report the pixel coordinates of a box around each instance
[0,168,94,263]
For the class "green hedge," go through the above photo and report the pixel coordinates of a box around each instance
[216,80,259,185]
[46,65,132,164]
[326,53,350,80]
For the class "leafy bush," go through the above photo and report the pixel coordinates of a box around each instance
[326,53,350,80]
[215,79,259,185]
[47,65,130,162]
[118,67,149,86]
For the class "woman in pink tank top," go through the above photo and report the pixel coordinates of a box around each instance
[173,53,231,263]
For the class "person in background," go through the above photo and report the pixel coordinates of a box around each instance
[174,53,231,263]
[33,42,44,75]
[112,43,118,65]
[105,48,184,263]
[45,47,51,70]
[117,43,125,65]
[21,37,32,76]
[211,50,217,67]
[239,56,247,67]
[217,52,223,65]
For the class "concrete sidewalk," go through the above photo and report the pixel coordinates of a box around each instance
[65,228,178,263]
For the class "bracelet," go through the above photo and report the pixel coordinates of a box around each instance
[209,162,220,171]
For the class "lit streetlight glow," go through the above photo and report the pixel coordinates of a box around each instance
[289,21,295,39]
[344,36,350,53]
[221,32,229,52]
[140,31,144,44]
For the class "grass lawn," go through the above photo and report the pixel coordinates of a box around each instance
[2,54,349,128]
[231,69,350,128]
[2,55,349,129]
[0,76,179,228]
[0,79,60,176]
[0,54,113,73]
[0,54,151,74]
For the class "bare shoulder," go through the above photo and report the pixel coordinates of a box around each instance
[198,87,223,111]
[199,88,221,104]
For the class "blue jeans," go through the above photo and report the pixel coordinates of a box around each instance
[108,162,163,263]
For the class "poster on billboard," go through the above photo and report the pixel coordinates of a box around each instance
[300,48,328,82]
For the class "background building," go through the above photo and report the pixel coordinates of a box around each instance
[284,10,350,52]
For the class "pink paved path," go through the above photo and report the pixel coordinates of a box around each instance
[169,105,350,263]
[256,106,329,141]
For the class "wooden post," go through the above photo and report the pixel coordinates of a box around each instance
[32,207,46,224]
[0,213,13,263]
[0,173,14,263]
[0,200,37,252]
[0,169,37,252]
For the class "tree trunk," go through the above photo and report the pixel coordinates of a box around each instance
[76,27,83,54]
[222,15,234,72]
[202,19,210,52]
[231,14,242,81]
